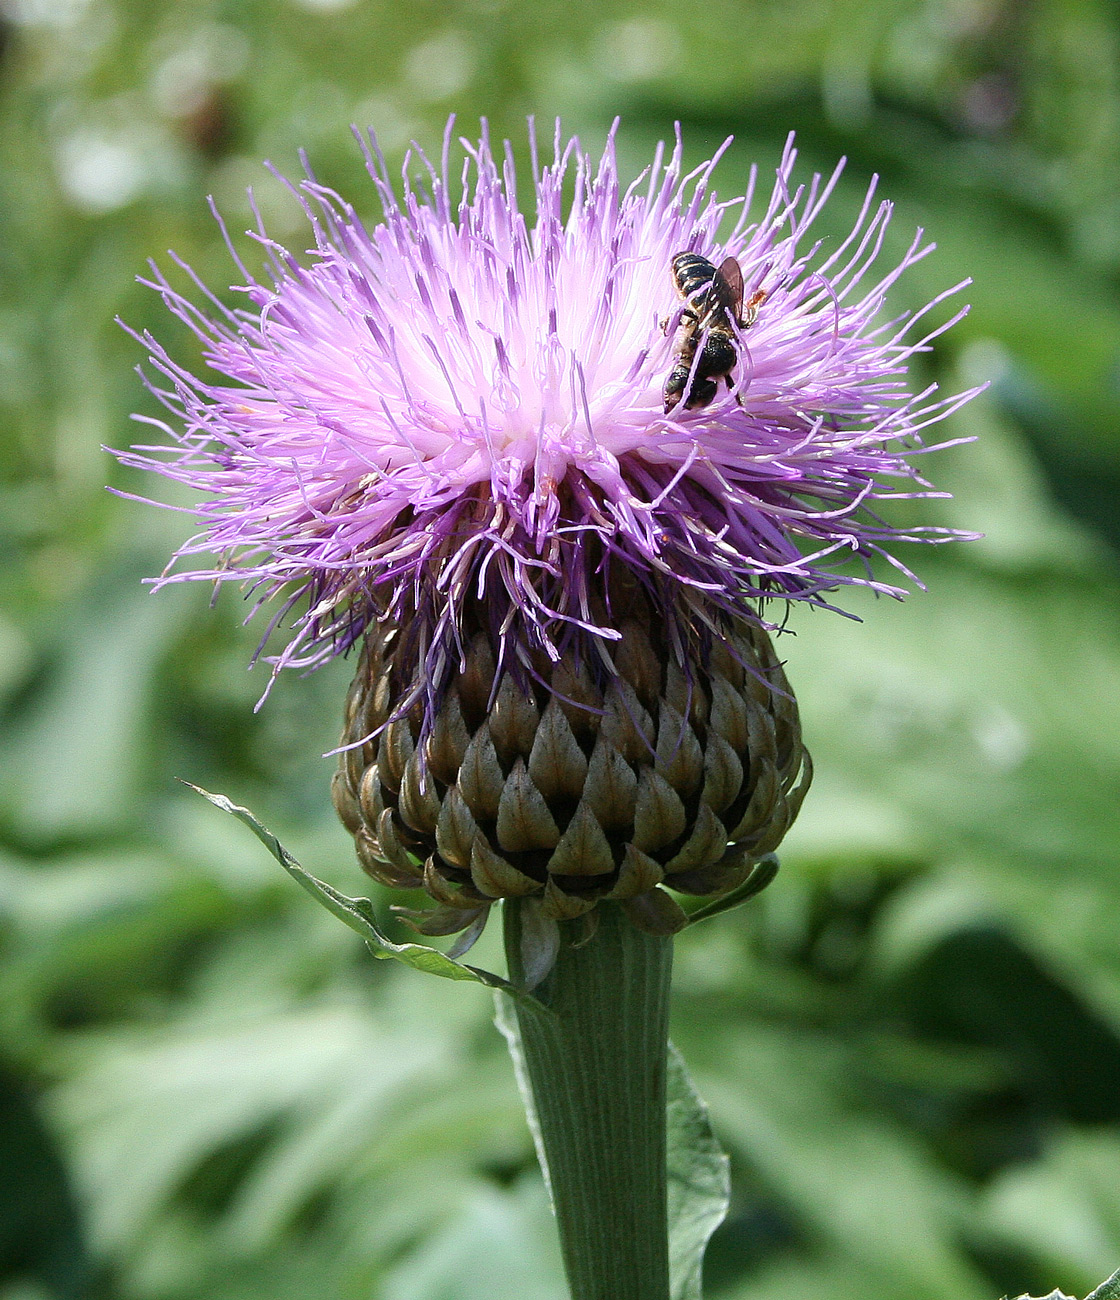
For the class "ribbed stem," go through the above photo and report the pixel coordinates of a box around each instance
[503,900,673,1300]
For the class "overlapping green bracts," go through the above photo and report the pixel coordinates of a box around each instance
[333,590,809,943]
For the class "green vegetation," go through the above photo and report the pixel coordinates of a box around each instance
[2,1,1119,1297]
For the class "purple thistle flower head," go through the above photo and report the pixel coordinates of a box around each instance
[115,118,978,726]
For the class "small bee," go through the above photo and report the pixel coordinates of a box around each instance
[662,252,766,413]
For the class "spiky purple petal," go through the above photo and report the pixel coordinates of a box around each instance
[114,119,978,718]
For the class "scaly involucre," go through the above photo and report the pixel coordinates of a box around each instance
[116,119,977,723]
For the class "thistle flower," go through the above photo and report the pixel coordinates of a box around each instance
[116,119,977,947]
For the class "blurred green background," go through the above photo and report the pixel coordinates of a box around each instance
[2,0,1120,1298]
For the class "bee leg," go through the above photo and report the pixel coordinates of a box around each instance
[662,307,697,335]
[740,291,767,329]
[726,375,745,408]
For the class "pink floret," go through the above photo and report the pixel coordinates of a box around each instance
[113,118,979,714]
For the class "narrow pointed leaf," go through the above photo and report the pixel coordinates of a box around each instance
[667,1044,730,1300]
[184,783,541,1007]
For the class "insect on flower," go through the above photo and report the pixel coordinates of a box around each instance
[114,120,981,943]
[662,251,766,412]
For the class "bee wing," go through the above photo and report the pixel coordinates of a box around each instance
[716,257,745,318]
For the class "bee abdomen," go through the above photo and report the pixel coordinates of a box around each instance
[671,252,718,302]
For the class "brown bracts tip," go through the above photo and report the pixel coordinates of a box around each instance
[333,599,810,953]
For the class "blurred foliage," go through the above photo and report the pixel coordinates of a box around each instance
[1,0,1119,1298]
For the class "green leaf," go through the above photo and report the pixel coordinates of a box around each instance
[184,784,538,1008]
[492,994,552,1204]
[1017,1274,1120,1300]
[666,1044,730,1300]
[1008,1278,1120,1300]
[1087,1269,1120,1300]
[1008,1291,1075,1299]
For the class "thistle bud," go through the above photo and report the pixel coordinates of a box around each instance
[333,590,810,942]
[118,119,974,956]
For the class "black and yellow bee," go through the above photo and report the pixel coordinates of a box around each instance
[662,252,765,413]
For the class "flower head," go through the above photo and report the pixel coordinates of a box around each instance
[117,119,977,730]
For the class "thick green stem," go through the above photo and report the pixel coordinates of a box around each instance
[502,900,673,1300]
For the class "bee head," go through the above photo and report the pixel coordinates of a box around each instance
[684,378,719,409]
[663,366,718,413]
[662,365,689,413]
